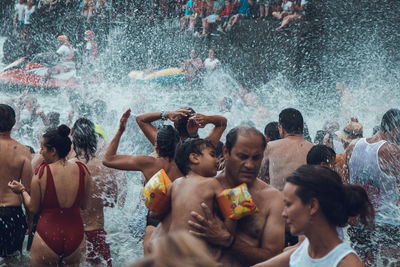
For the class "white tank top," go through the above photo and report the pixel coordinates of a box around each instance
[290,238,357,267]
[349,138,400,225]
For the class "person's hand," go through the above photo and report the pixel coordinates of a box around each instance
[118,109,131,133]
[188,203,232,247]
[192,113,208,128]
[8,180,25,194]
[166,108,193,122]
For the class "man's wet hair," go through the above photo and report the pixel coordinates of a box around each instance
[175,138,215,175]
[0,104,16,132]
[264,121,280,141]
[156,125,180,159]
[174,107,195,138]
[72,118,97,163]
[279,108,304,134]
[225,126,266,154]
[43,125,72,158]
[307,145,336,165]
[380,108,400,133]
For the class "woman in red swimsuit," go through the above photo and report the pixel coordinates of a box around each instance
[8,124,92,266]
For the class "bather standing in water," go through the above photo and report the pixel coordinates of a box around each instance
[72,118,118,267]
[0,104,32,262]
[181,50,204,81]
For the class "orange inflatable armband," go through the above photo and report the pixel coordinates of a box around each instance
[142,169,172,214]
[217,183,258,220]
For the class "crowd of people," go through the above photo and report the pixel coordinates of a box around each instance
[1,79,399,266]
[8,0,307,57]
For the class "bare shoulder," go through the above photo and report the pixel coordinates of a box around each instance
[337,253,363,267]
[253,179,283,201]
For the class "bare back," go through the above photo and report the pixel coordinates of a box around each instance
[169,176,224,258]
[0,137,32,206]
[169,176,223,232]
[38,160,90,209]
[80,157,118,231]
[263,137,313,190]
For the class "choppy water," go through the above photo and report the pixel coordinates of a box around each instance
[1,8,400,265]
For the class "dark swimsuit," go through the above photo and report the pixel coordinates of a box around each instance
[35,162,87,257]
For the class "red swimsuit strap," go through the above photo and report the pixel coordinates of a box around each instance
[36,163,60,209]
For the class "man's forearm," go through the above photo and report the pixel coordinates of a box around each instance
[230,236,280,266]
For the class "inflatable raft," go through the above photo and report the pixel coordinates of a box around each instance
[128,67,185,84]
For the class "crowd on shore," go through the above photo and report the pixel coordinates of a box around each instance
[1,81,400,266]
[6,0,307,58]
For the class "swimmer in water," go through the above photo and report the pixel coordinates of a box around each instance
[102,109,183,255]
[71,118,118,267]
[0,104,32,261]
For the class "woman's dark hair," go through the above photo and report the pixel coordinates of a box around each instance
[175,138,215,175]
[381,108,400,133]
[156,125,180,159]
[174,107,195,138]
[0,104,16,132]
[72,118,97,163]
[287,165,374,228]
[43,124,72,158]
[307,145,336,165]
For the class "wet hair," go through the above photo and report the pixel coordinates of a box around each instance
[175,138,215,175]
[225,126,266,154]
[156,125,180,159]
[287,165,374,227]
[307,145,336,165]
[47,112,60,128]
[174,107,195,138]
[43,125,72,158]
[264,121,280,141]
[380,108,400,133]
[0,104,16,132]
[279,108,304,134]
[72,118,97,163]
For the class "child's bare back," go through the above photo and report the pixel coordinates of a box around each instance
[168,174,223,232]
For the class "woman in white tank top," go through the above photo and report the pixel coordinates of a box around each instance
[253,165,374,267]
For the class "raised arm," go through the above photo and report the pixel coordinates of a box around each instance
[193,114,227,147]
[136,109,194,145]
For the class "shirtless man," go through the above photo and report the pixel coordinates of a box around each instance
[181,50,203,81]
[0,104,32,259]
[259,108,313,190]
[344,108,400,266]
[71,118,118,267]
[188,126,285,266]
